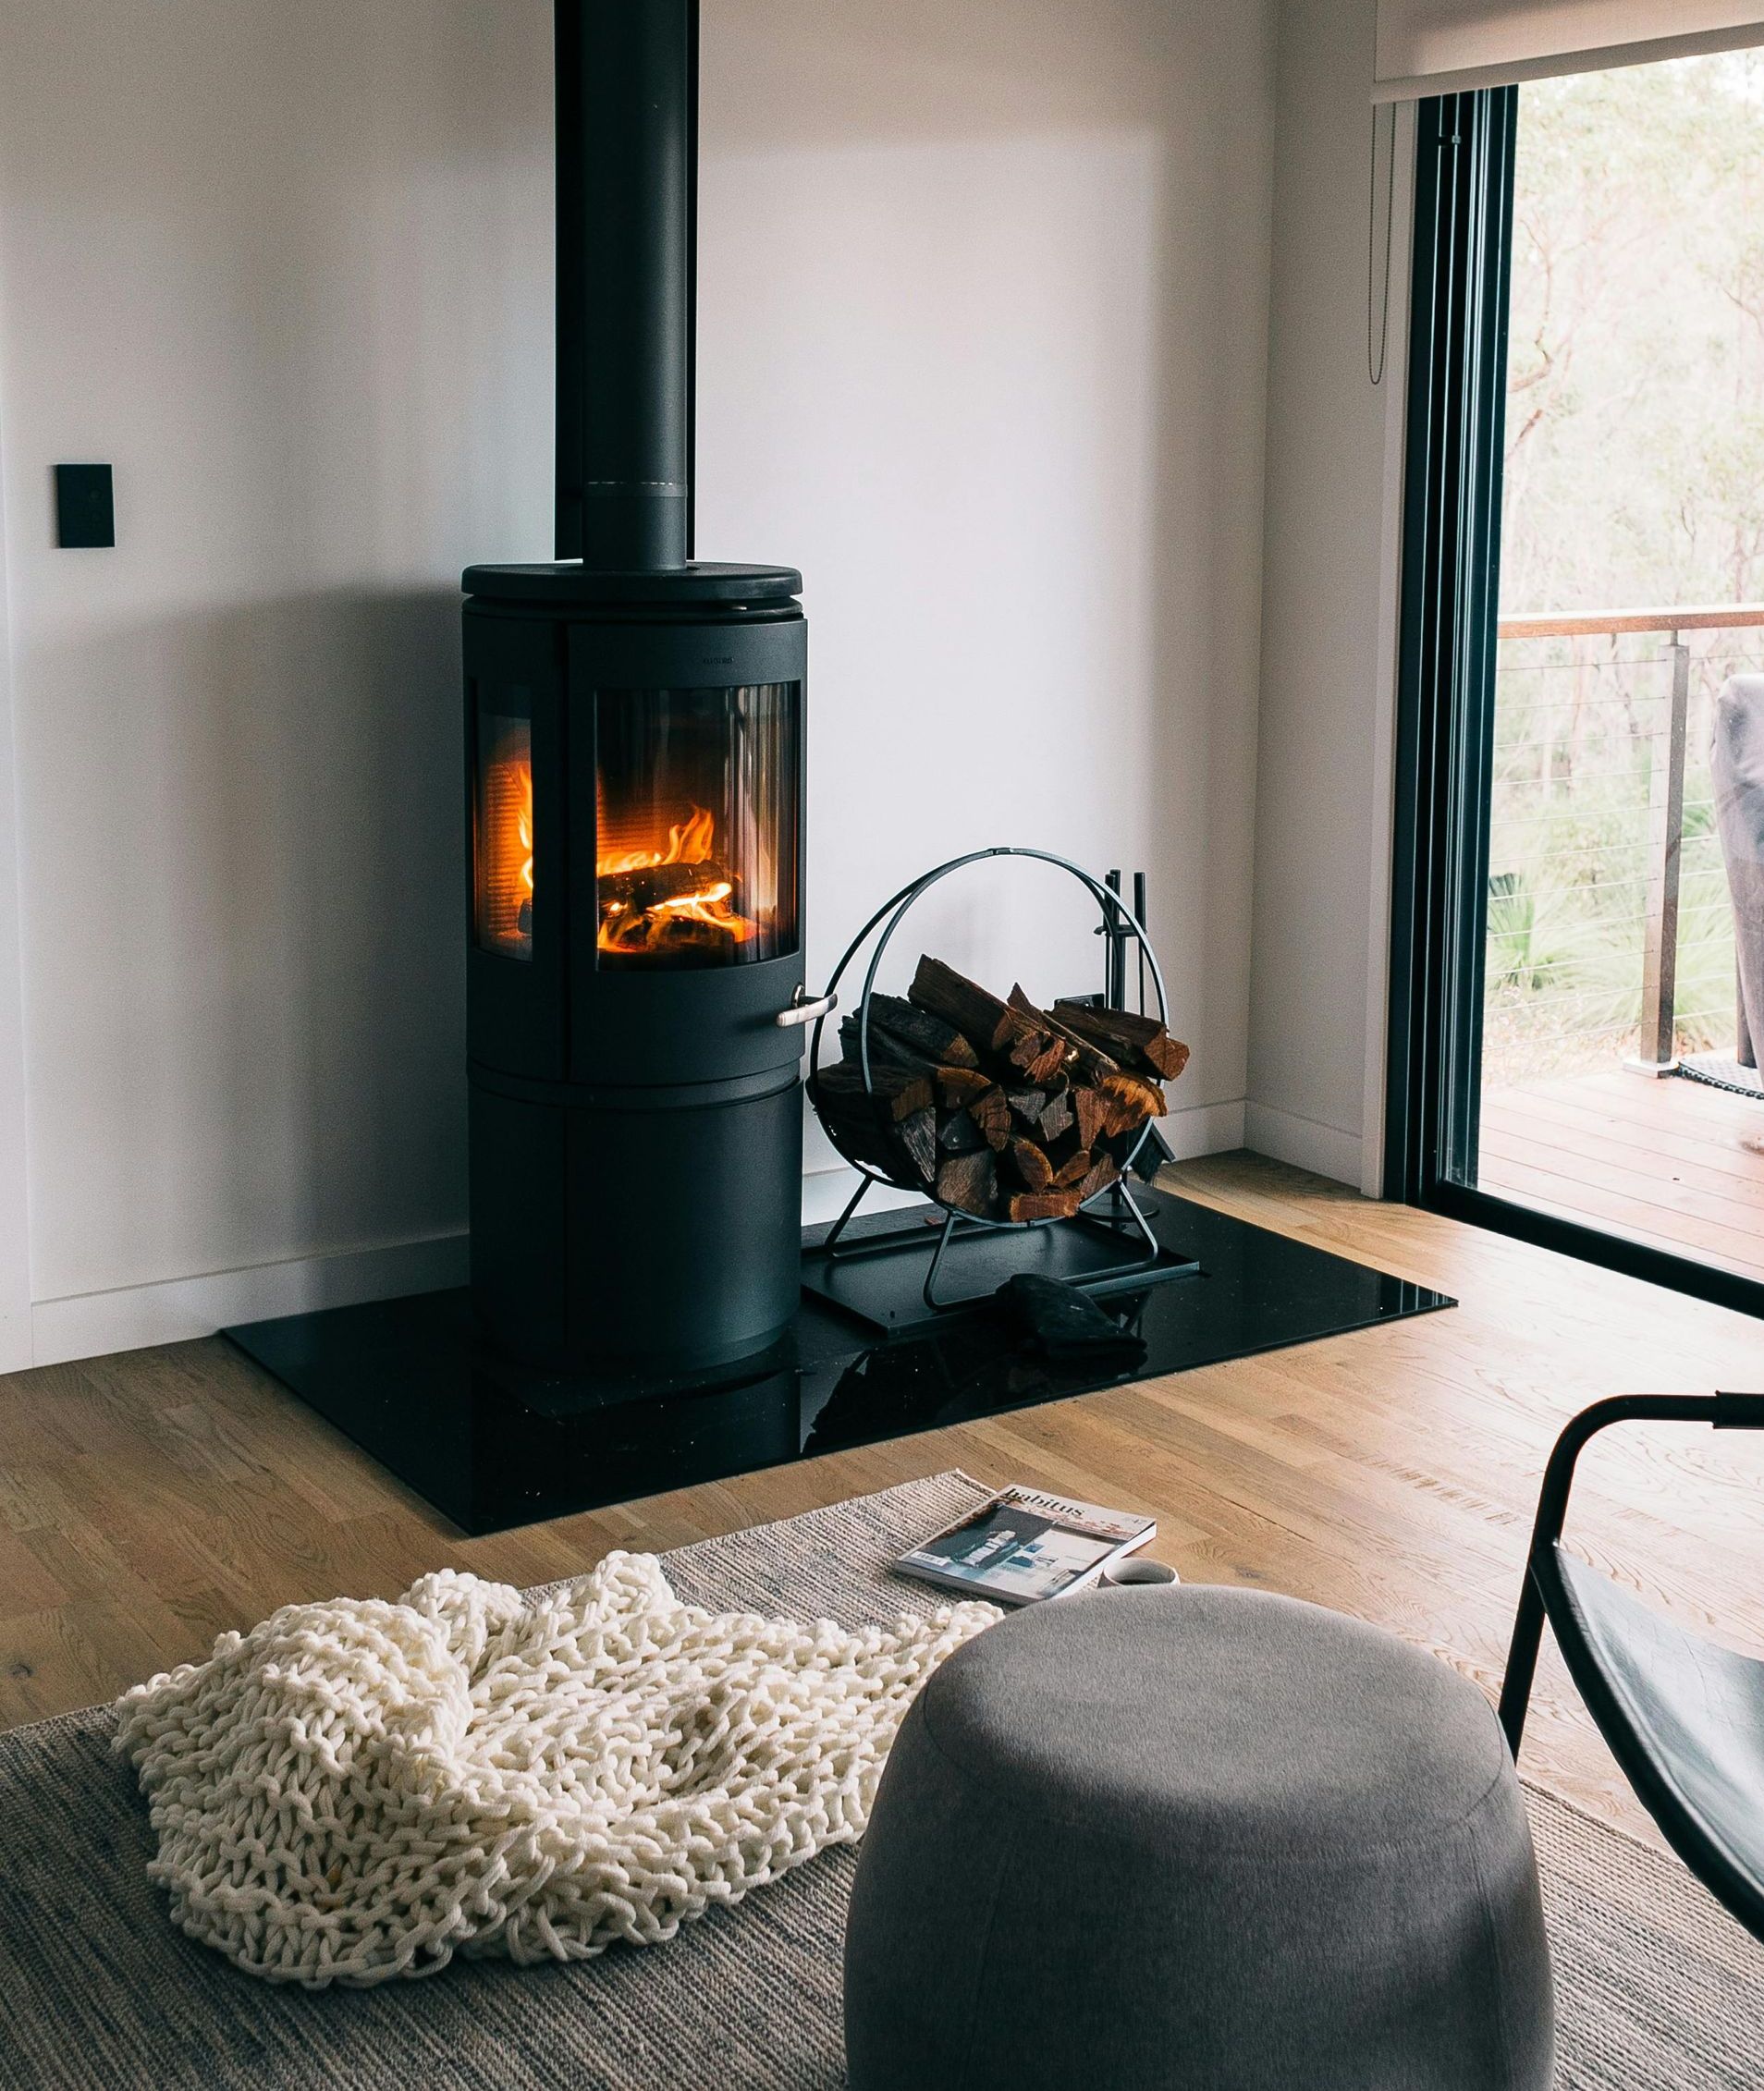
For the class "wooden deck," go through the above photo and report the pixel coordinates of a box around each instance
[1481,1067,1764,1284]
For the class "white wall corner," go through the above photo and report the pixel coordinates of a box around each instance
[31,1232,469,1369]
[1243,1100,1363,1189]
[1158,1095,1247,1159]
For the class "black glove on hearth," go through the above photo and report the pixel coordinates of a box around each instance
[995,1274,1147,1365]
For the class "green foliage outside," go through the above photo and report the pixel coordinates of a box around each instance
[1486,53,1764,1084]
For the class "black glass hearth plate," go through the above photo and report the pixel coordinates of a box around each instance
[224,1187,1452,1535]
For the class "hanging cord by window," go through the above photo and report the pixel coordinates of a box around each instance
[1368,101,1396,385]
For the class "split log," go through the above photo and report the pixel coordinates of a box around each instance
[1050,1149,1094,1189]
[1052,1000,1189,1081]
[1003,1025,1069,1088]
[863,991,979,1070]
[1096,1070,1166,1135]
[896,1106,938,1185]
[1036,1090,1075,1144]
[1005,1085,1062,1131]
[915,959,1065,1084]
[1077,1153,1121,1202]
[838,1016,940,1081]
[1073,1085,1110,1153]
[971,1088,1014,1152]
[1010,985,1120,1086]
[815,1060,933,1125]
[811,1090,898,1175]
[937,1149,998,1217]
[1005,1137,1055,1192]
[910,957,1018,1053]
[1006,1187,1084,1223]
[937,1108,987,1156]
[936,1066,995,1108]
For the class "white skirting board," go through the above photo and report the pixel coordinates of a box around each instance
[1243,1101,1364,1190]
[29,1097,1255,1369]
[31,1233,472,1370]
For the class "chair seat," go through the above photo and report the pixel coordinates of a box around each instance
[1545,1545,1764,1934]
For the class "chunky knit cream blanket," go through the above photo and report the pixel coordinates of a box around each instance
[114,1552,997,1987]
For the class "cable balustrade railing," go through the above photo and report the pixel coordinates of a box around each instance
[1488,604,1764,1082]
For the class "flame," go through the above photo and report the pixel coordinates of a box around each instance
[599,803,716,877]
[479,747,534,955]
[596,802,758,957]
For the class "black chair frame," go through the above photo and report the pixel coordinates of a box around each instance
[1500,1389,1764,1939]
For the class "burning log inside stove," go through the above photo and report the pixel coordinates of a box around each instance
[812,955,1187,1223]
[594,804,760,958]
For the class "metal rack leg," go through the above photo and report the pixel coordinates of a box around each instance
[822,1173,876,1257]
[921,1210,971,1311]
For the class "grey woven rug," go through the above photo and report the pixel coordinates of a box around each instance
[2,1469,1760,2089]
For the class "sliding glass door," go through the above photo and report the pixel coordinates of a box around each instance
[1390,55,1764,1315]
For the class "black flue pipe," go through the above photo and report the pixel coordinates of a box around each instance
[554,0,697,570]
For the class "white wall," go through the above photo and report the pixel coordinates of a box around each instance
[0,0,1275,1358]
[1246,0,1413,1192]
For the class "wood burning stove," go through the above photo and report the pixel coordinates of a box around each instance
[462,0,815,1378]
[221,0,1449,1542]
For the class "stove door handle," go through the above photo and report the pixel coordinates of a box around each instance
[776,987,838,1029]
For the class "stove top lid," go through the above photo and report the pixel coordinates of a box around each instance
[463,560,802,605]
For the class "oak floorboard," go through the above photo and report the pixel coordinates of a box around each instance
[4,1151,1764,1860]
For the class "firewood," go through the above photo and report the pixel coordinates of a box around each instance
[815,1059,933,1125]
[1050,1149,1094,1189]
[1097,1070,1166,1134]
[936,1066,994,1107]
[1036,1089,1075,1144]
[812,1091,898,1175]
[1077,1153,1121,1202]
[932,1071,1010,1151]
[1006,1086,1058,1130]
[1010,985,1120,1085]
[1006,1028,1070,1087]
[937,1108,987,1156]
[937,1149,998,1217]
[838,1016,939,1080]
[864,992,979,1070]
[910,957,1017,1053]
[971,1088,1014,1152]
[1006,1188,1084,1223]
[1073,1085,1109,1152]
[1052,1000,1189,1081]
[895,1106,938,1184]
[1006,1137,1055,1192]
[915,960,1065,1083]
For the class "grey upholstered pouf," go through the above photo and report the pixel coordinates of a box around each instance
[845,1585,1554,2090]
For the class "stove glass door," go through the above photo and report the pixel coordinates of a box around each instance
[594,682,800,969]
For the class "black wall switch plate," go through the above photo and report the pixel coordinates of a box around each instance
[55,463,114,548]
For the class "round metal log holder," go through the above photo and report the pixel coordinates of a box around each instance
[807,846,1170,1311]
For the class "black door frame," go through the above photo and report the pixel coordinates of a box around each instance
[1384,86,1764,1321]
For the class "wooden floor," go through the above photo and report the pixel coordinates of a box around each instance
[5,1151,1764,1857]
[1482,1066,1764,1284]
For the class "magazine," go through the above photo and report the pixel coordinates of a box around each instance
[894,1486,1157,1605]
